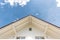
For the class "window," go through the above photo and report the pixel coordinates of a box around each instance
[16,37,20,39]
[29,28,32,31]
[16,36,25,39]
[35,36,44,39]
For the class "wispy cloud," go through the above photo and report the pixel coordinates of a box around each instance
[0,0,30,7]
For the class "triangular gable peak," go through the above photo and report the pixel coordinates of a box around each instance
[0,15,60,39]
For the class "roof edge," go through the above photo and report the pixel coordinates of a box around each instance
[0,15,60,29]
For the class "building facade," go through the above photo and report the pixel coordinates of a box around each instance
[0,15,60,39]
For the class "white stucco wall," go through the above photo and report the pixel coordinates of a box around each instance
[17,26,44,39]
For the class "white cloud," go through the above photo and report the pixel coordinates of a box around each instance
[56,0,60,7]
[35,13,39,16]
[0,2,5,6]
[0,0,30,7]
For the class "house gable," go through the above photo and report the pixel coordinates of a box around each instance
[0,15,60,39]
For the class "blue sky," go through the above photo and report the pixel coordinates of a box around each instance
[0,0,60,28]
